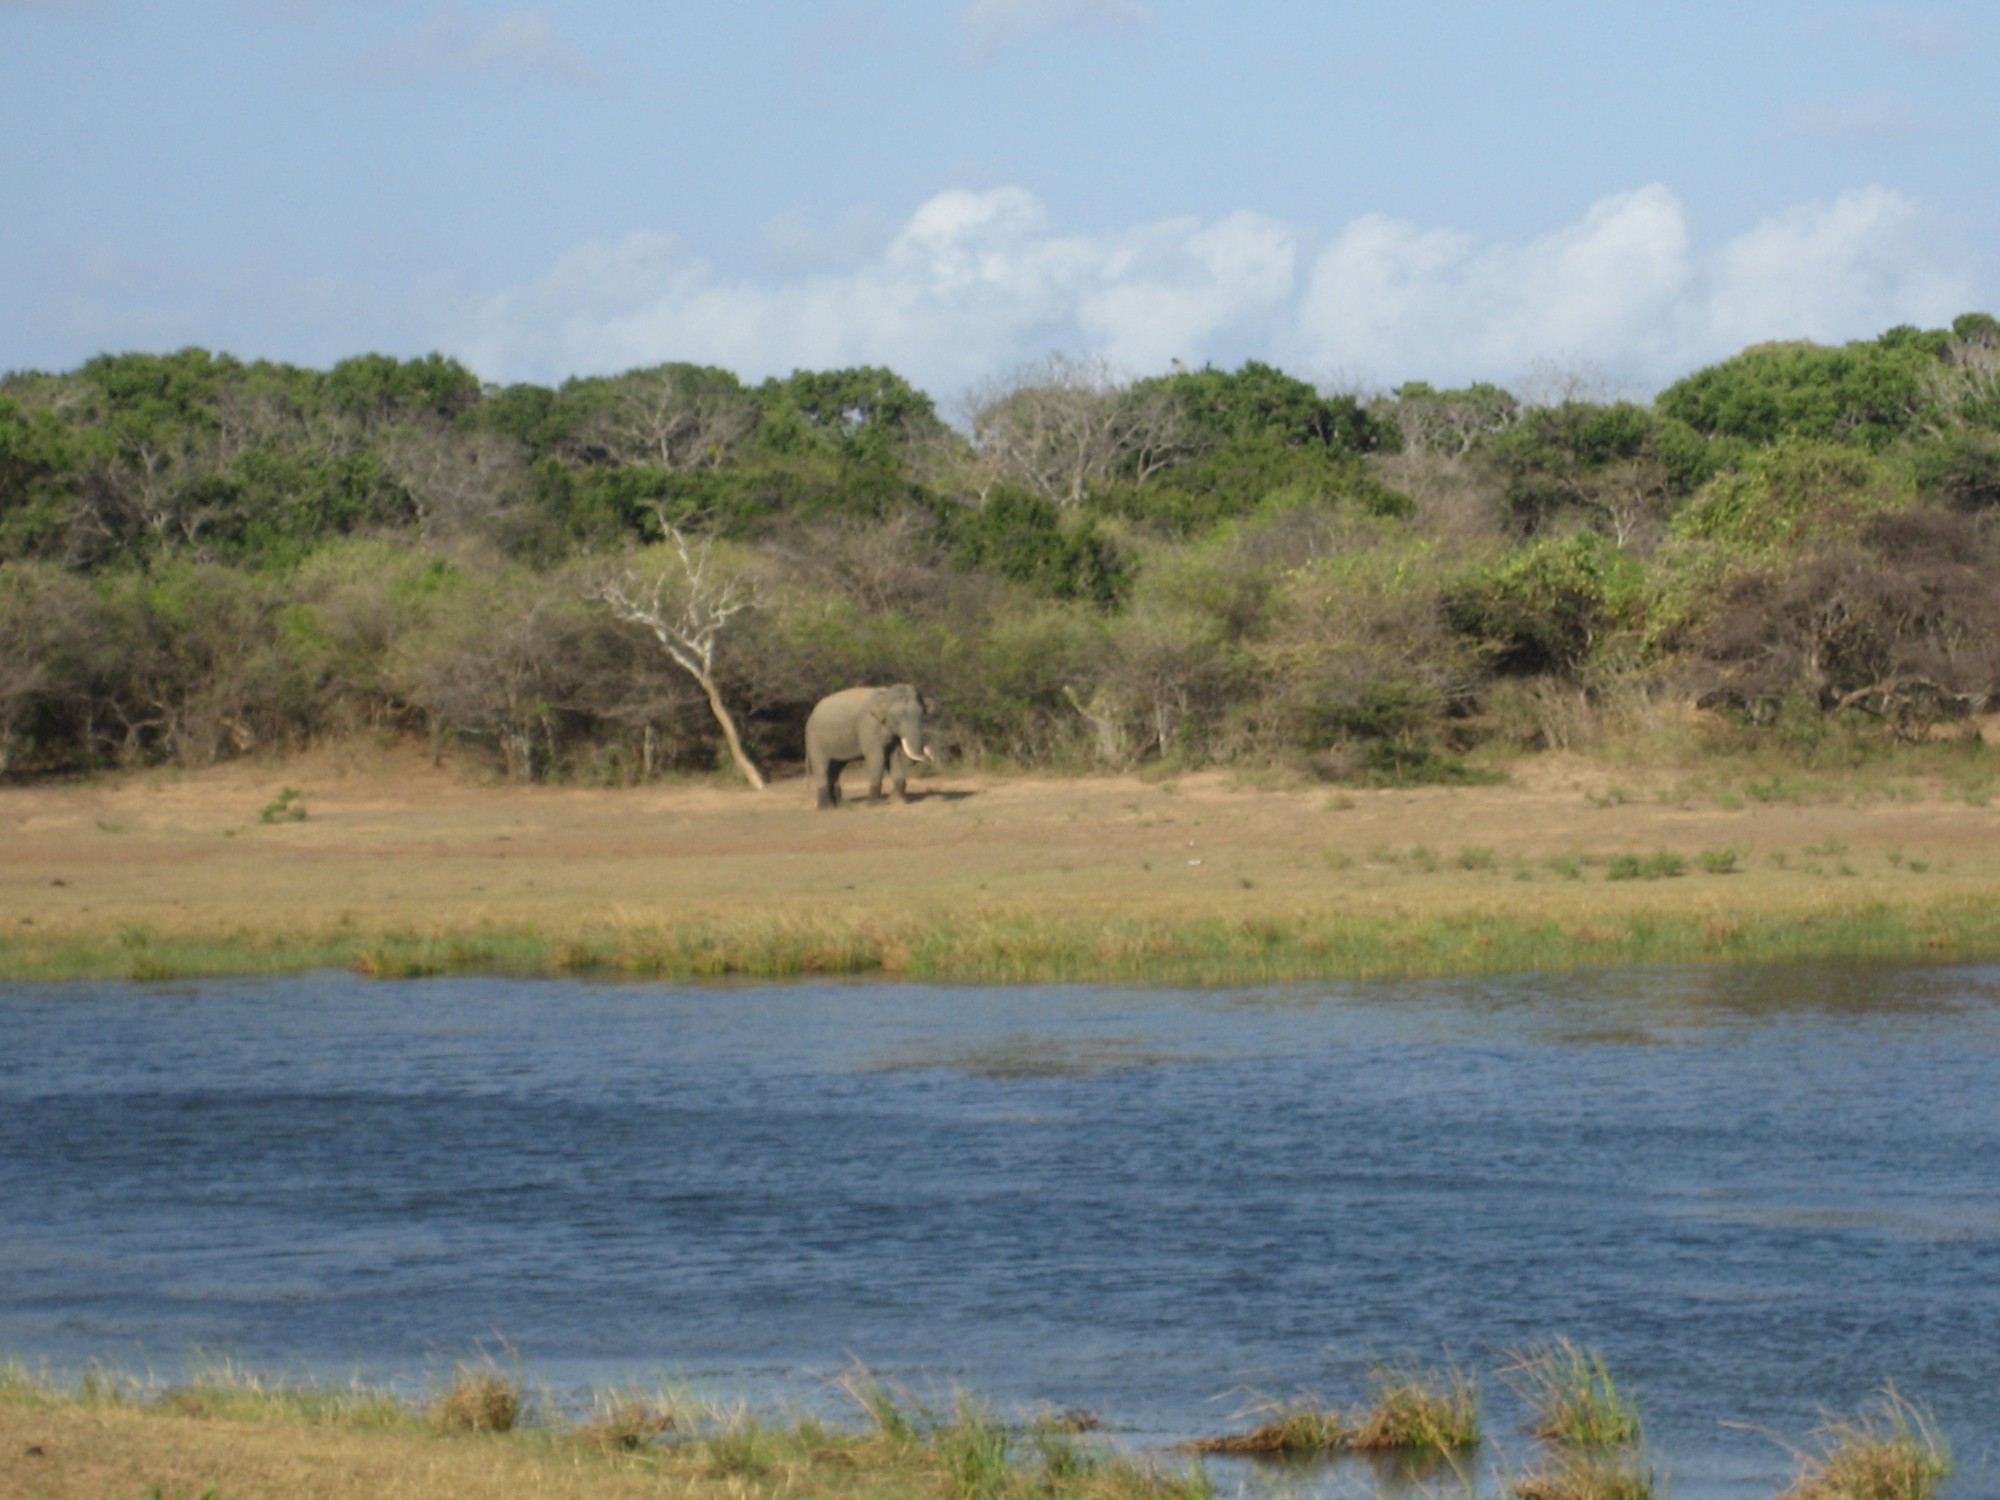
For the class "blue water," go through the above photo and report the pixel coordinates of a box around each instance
[4,965,2000,1496]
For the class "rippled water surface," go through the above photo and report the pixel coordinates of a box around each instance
[5,965,2000,1496]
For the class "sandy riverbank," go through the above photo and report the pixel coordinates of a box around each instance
[4,745,1999,981]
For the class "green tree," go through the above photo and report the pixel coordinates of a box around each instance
[323,353,482,427]
[944,487,1128,604]
[755,365,945,465]
[1657,333,1949,450]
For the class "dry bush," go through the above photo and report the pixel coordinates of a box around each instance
[430,1363,522,1434]
[1373,450,1508,542]
[575,1391,676,1451]
[1695,510,2000,731]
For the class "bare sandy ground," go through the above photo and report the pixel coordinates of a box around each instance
[4,744,1997,953]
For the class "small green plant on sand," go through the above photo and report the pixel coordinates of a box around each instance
[1458,845,1499,871]
[1607,851,1685,881]
[1698,847,1741,875]
[1777,1386,1950,1500]
[259,786,307,824]
[1502,1340,1642,1447]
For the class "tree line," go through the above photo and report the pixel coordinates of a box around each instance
[3,314,1999,783]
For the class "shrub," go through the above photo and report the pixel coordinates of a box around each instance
[430,1363,521,1434]
[1443,531,1645,677]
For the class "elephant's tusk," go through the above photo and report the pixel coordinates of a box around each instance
[903,737,933,764]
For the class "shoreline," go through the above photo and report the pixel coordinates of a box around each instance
[0,1352,1950,1500]
[6,746,2000,985]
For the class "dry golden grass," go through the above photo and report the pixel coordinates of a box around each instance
[0,1371,1211,1500]
[1777,1386,1952,1500]
[1184,1400,1349,1455]
[428,1364,522,1435]
[6,743,2000,981]
[1347,1363,1481,1454]
[1188,1365,1479,1459]
[1511,1445,1658,1500]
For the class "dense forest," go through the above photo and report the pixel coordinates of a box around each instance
[3,314,1999,784]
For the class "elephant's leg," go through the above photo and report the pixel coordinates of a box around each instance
[864,744,888,802]
[888,742,909,802]
[812,755,840,809]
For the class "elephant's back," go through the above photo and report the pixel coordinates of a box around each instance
[807,686,878,723]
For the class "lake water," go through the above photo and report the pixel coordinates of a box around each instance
[4,965,1999,1496]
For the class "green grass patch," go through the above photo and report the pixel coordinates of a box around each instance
[1502,1340,1642,1448]
[11,896,2000,986]
[1606,851,1685,881]
[258,786,308,824]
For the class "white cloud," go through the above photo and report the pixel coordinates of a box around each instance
[962,0,1151,56]
[1701,186,1964,349]
[1295,184,1969,388]
[458,184,1974,398]
[355,9,602,85]
[1297,186,1694,384]
[459,188,1298,396]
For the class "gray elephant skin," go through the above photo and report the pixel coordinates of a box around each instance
[805,684,933,808]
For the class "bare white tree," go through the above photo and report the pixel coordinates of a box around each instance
[582,366,760,469]
[965,353,1193,505]
[594,523,766,789]
[1514,358,1627,409]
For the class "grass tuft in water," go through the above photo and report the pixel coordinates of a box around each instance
[1186,1396,1349,1455]
[1777,1385,1951,1500]
[1502,1340,1643,1447]
[1347,1363,1481,1453]
[1512,1444,1659,1500]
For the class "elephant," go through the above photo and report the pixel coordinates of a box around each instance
[805,684,934,809]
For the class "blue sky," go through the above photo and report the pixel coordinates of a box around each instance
[4,1,1995,403]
